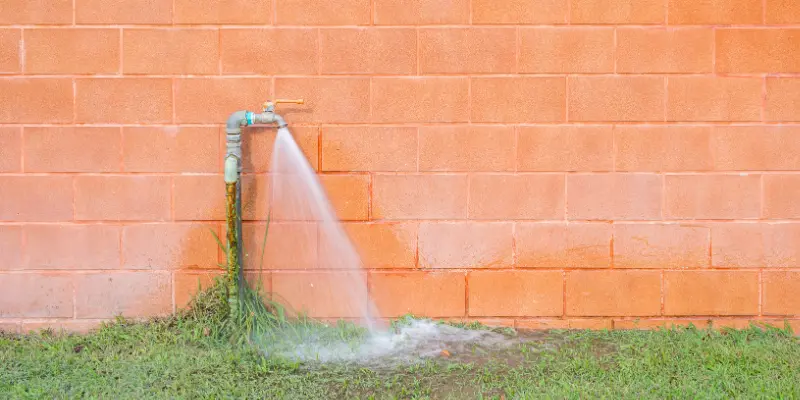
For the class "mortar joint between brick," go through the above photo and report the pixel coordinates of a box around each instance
[562,271,567,317]
[757,269,763,316]
[761,75,767,123]
[660,270,665,316]
[118,28,123,75]
[612,28,617,74]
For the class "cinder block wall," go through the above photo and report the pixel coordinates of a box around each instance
[2,0,800,333]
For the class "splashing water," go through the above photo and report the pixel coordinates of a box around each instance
[261,128,522,364]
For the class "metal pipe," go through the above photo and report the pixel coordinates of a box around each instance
[223,100,301,318]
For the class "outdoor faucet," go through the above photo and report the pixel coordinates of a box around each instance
[222,99,303,318]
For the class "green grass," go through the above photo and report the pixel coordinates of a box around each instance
[2,283,800,399]
[3,317,800,399]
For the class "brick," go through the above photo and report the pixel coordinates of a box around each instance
[472,0,567,24]
[516,319,569,330]
[469,174,565,220]
[566,271,661,316]
[766,0,800,23]
[766,78,800,122]
[765,223,800,268]
[710,223,764,268]
[716,29,800,73]
[173,175,225,221]
[466,318,516,328]
[764,175,800,219]
[615,126,713,172]
[374,0,469,24]
[712,126,800,171]
[320,28,415,75]
[568,319,613,329]
[123,127,219,173]
[469,271,563,317]
[0,177,73,222]
[24,127,121,173]
[75,176,170,221]
[522,319,571,329]
[221,29,316,75]
[76,79,172,124]
[75,272,172,318]
[174,271,224,309]
[614,224,709,269]
[0,322,20,334]
[0,29,20,73]
[665,175,761,220]
[668,77,761,122]
[369,271,465,317]
[24,225,120,270]
[567,174,662,221]
[124,29,217,75]
[243,126,318,173]
[22,320,103,334]
[709,319,770,330]
[319,174,370,221]
[0,79,73,123]
[275,0,370,25]
[669,0,762,24]
[372,175,468,220]
[664,271,758,316]
[419,126,514,172]
[175,0,270,24]
[570,0,664,23]
[517,126,613,172]
[175,78,271,124]
[0,128,21,172]
[711,223,800,269]
[321,127,416,172]
[763,271,800,315]
[343,222,418,269]
[243,272,271,295]
[569,77,664,122]
[272,272,369,318]
[275,78,369,124]
[519,28,613,73]
[419,28,516,74]
[0,274,73,318]
[25,29,118,74]
[617,28,713,74]
[124,224,219,270]
[76,0,172,24]
[517,223,611,268]
[0,226,22,270]
[614,319,709,330]
[240,174,270,221]
[372,78,469,123]
[243,222,318,270]
[0,0,72,24]
[472,77,566,123]
[418,222,512,269]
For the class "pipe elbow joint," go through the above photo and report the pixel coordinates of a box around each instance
[226,111,248,132]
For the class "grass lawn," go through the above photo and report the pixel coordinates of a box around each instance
[3,316,800,399]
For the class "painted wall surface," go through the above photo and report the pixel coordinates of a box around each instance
[2,0,800,334]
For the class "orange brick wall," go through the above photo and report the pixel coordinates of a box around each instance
[2,0,800,333]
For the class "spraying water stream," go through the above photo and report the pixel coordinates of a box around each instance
[261,128,522,365]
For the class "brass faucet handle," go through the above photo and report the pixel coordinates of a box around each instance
[262,99,304,112]
[274,99,305,105]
